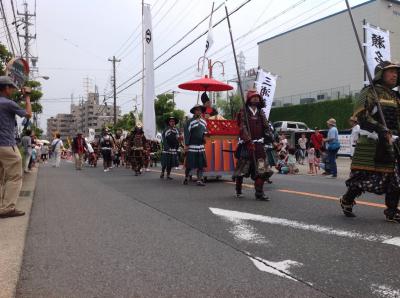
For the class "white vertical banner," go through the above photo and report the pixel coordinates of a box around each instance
[143,4,156,140]
[204,2,214,55]
[255,69,278,120]
[364,23,391,77]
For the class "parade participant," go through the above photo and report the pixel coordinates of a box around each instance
[201,92,218,119]
[149,140,161,168]
[71,132,88,170]
[113,129,123,168]
[128,124,147,176]
[143,140,151,172]
[160,116,180,179]
[340,61,400,223]
[121,137,129,168]
[99,128,114,172]
[349,116,360,157]
[85,138,96,167]
[233,90,273,200]
[184,104,207,186]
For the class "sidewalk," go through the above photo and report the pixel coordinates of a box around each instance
[294,157,351,180]
[0,167,38,298]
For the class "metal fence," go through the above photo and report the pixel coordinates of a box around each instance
[272,85,360,107]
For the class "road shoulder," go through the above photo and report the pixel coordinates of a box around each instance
[0,167,38,298]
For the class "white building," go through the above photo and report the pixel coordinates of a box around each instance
[258,0,400,107]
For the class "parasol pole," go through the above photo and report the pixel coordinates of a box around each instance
[344,0,387,129]
[224,1,257,169]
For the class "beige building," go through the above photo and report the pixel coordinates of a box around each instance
[47,92,121,140]
[70,92,120,135]
[46,114,75,142]
[258,0,400,107]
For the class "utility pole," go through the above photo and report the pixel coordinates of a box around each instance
[18,2,36,77]
[108,56,121,126]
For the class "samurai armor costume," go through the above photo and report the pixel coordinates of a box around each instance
[184,116,207,182]
[341,61,400,221]
[100,135,113,169]
[233,91,273,200]
[128,129,147,175]
[161,127,180,178]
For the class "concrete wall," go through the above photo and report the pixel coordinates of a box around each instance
[258,0,400,104]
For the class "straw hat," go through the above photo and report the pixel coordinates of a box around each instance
[326,118,336,126]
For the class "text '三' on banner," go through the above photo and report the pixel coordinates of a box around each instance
[255,68,278,120]
[363,23,391,77]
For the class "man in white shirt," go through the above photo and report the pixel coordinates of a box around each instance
[51,133,64,168]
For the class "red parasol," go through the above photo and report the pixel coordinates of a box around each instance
[178,75,233,92]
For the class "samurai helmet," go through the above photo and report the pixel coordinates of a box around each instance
[190,104,206,114]
[245,89,264,108]
[200,92,210,104]
[373,60,400,84]
[165,116,179,126]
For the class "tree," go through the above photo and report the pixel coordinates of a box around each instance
[216,93,243,120]
[0,43,12,75]
[155,93,185,131]
[112,112,136,132]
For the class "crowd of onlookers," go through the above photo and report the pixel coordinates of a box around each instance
[271,118,341,178]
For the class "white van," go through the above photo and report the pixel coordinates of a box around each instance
[273,121,312,132]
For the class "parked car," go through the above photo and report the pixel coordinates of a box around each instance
[273,121,312,133]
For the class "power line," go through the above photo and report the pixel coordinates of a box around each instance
[155,0,331,93]
[154,1,224,63]
[10,0,22,56]
[0,0,16,55]
[111,0,252,96]
[153,0,181,30]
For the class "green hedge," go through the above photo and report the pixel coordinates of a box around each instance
[269,97,354,130]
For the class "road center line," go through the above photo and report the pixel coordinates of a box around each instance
[148,169,386,209]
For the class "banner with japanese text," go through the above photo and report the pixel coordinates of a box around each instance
[255,69,278,120]
[364,23,391,77]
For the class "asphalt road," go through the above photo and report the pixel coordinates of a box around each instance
[16,161,400,298]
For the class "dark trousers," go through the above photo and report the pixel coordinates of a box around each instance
[328,149,338,176]
[343,188,400,217]
[236,176,265,197]
[161,165,171,176]
[185,168,203,180]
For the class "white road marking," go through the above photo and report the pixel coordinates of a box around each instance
[371,284,400,298]
[249,256,302,282]
[382,237,400,247]
[209,207,400,247]
[229,218,269,244]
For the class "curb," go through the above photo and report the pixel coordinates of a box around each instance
[0,167,38,298]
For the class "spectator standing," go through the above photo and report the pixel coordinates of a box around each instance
[297,133,308,165]
[287,147,297,174]
[311,128,324,158]
[51,133,64,168]
[41,143,49,163]
[324,118,340,178]
[71,132,87,170]
[21,129,32,173]
[307,144,316,174]
[279,133,288,153]
[0,77,32,218]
